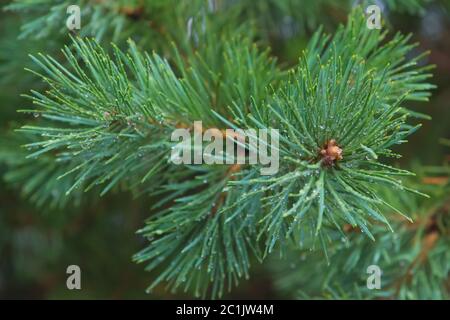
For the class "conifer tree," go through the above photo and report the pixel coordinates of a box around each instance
[0,0,448,299]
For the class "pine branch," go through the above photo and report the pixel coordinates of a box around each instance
[223,9,434,256]
[271,176,449,299]
[11,8,436,297]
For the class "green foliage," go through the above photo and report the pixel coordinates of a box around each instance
[272,174,450,299]
[2,0,450,301]
[6,0,150,41]
[5,0,433,44]
[6,5,440,298]
[225,11,435,260]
